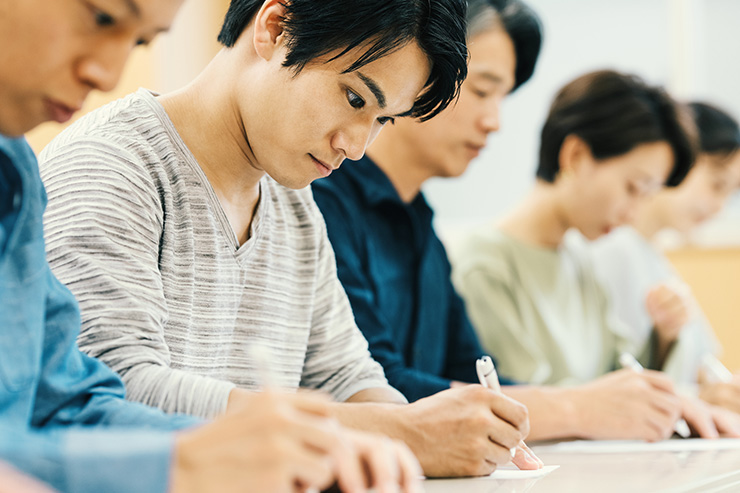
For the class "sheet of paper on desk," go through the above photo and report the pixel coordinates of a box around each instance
[532,438,740,454]
[488,464,559,479]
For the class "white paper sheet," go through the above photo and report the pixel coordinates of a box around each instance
[532,438,740,454]
[488,464,560,479]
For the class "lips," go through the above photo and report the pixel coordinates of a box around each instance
[44,99,80,124]
[310,154,338,178]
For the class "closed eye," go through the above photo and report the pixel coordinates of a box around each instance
[377,116,395,126]
[93,7,115,27]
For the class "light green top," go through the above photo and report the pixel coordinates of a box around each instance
[451,227,647,386]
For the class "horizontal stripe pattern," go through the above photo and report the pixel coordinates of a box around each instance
[39,89,389,418]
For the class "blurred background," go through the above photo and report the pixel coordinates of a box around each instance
[28,0,740,368]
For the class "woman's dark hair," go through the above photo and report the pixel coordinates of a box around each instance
[467,0,542,92]
[537,70,696,187]
[689,101,740,163]
[217,0,468,122]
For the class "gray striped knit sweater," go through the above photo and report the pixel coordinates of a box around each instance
[39,89,391,419]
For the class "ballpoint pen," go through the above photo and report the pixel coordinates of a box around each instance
[618,352,691,438]
[476,355,543,468]
[701,354,733,383]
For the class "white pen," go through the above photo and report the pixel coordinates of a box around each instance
[701,354,733,383]
[476,356,516,460]
[618,352,691,438]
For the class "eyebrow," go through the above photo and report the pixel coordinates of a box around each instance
[356,72,386,109]
[121,0,142,18]
[476,72,505,84]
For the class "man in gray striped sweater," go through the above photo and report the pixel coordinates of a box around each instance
[40,0,534,478]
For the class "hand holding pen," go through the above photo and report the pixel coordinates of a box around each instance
[619,352,692,438]
[476,356,544,470]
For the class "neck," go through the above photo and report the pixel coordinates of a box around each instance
[499,180,570,249]
[160,52,263,201]
[158,51,263,244]
[367,128,436,203]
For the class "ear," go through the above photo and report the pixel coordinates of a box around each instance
[252,0,287,62]
[558,134,594,179]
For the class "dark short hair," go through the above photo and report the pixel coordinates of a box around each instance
[218,0,468,122]
[537,70,696,187]
[466,0,542,92]
[688,101,740,162]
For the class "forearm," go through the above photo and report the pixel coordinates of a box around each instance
[0,426,175,493]
[121,363,236,419]
[502,386,579,441]
[329,388,408,440]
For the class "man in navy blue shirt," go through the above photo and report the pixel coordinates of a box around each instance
[315,0,733,443]
[315,0,541,404]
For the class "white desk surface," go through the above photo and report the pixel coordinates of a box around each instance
[423,439,740,493]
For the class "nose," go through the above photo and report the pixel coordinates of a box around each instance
[479,97,502,134]
[620,197,642,225]
[76,37,133,93]
[332,122,373,162]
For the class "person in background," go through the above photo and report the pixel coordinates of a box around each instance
[313,1,706,443]
[40,0,533,479]
[452,69,740,439]
[592,101,740,414]
[0,0,421,491]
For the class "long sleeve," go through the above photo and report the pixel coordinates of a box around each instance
[314,187,453,401]
[0,136,199,493]
[36,267,201,431]
[0,425,174,493]
[42,138,235,418]
[299,217,395,402]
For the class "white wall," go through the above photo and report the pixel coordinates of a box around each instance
[424,0,740,244]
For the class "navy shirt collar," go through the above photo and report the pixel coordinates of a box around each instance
[344,155,434,222]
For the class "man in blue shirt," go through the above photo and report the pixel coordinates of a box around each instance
[314,0,541,404]
[0,0,423,491]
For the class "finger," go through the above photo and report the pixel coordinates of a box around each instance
[712,408,740,438]
[288,446,337,492]
[511,443,542,471]
[487,393,529,434]
[645,389,682,419]
[683,404,719,439]
[393,441,424,493]
[319,431,366,493]
[486,412,524,452]
[483,438,518,466]
[359,437,400,493]
[519,441,543,467]
[639,370,677,394]
[641,408,676,441]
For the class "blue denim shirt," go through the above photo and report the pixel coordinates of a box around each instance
[0,134,199,492]
[313,156,513,402]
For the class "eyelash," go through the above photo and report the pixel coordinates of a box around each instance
[91,6,115,27]
[345,89,395,125]
[89,3,148,46]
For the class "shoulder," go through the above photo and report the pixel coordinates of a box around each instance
[39,90,183,203]
[451,226,518,284]
[40,90,175,179]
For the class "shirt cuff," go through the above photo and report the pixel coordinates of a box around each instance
[64,428,174,493]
